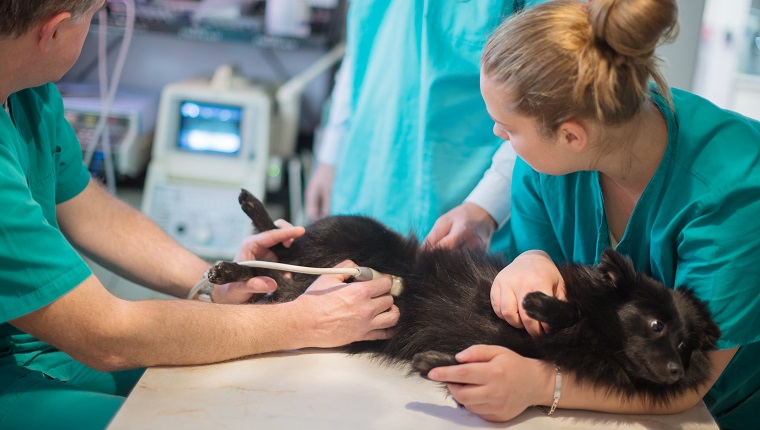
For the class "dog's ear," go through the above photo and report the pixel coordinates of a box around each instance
[598,248,637,290]
[674,286,722,349]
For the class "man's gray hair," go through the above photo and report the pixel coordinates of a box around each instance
[0,0,101,38]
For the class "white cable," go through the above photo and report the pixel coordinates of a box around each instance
[187,261,401,301]
[96,10,114,192]
[82,8,108,170]
[235,260,363,277]
[84,0,136,193]
[186,261,362,300]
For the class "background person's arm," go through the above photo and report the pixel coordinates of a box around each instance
[305,48,353,222]
[424,143,515,250]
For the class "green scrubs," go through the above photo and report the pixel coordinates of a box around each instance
[0,84,143,429]
[331,0,547,253]
[509,88,760,429]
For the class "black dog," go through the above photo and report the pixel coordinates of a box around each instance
[209,190,721,405]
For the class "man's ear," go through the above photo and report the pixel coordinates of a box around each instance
[556,120,588,153]
[37,12,72,52]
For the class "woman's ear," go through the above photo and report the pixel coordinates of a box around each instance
[556,120,588,153]
[37,12,72,52]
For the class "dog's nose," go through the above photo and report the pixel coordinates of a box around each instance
[666,361,684,382]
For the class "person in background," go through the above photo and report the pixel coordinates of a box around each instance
[425,1,760,428]
[306,1,550,254]
[0,1,398,428]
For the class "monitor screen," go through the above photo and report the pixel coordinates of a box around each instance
[177,101,243,156]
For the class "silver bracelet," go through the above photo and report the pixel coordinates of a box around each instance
[548,365,562,415]
[536,365,562,416]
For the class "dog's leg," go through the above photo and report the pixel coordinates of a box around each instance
[239,189,278,232]
[238,189,290,259]
[412,351,461,379]
[412,351,465,408]
[523,292,579,330]
[207,261,261,284]
[207,261,291,287]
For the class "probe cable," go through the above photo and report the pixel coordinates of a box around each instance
[187,261,389,300]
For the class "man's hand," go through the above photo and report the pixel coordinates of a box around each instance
[423,202,496,251]
[213,221,305,304]
[293,260,400,348]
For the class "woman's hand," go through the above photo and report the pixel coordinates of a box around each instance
[423,202,496,251]
[213,220,305,304]
[491,250,565,337]
[427,345,555,422]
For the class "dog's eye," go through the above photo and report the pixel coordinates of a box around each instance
[650,320,664,332]
[678,341,686,350]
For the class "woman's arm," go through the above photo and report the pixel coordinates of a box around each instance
[428,345,736,422]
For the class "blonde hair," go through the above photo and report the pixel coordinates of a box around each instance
[482,0,678,134]
[0,0,100,39]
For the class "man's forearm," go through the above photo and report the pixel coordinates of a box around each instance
[12,276,309,371]
[102,299,306,369]
[58,179,210,298]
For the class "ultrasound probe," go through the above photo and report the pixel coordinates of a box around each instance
[188,261,404,300]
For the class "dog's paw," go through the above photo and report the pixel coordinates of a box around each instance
[523,291,552,320]
[207,261,249,284]
[523,292,580,330]
[412,351,460,379]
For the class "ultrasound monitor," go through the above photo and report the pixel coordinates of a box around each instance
[142,75,272,259]
[177,101,243,156]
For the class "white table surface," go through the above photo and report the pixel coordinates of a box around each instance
[107,349,720,429]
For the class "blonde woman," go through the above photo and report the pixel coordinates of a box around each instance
[427,1,760,428]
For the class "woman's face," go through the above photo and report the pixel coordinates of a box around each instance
[480,74,574,176]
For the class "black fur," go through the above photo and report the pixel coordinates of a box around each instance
[209,189,721,406]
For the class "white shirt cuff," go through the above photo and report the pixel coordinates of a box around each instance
[465,142,516,229]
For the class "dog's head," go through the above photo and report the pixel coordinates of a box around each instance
[598,249,721,385]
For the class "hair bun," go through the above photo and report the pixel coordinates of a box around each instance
[588,0,678,62]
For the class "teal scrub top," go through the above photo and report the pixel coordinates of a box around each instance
[331,0,547,251]
[509,88,760,429]
[0,84,92,389]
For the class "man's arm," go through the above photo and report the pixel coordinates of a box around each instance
[56,178,210,298]
[39,179,399,370]
[10,268,398,372]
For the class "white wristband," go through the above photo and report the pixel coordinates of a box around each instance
[187,271,214,303]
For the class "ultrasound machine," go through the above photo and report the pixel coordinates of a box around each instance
[141,66,271,259]
[141,45,344,260]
